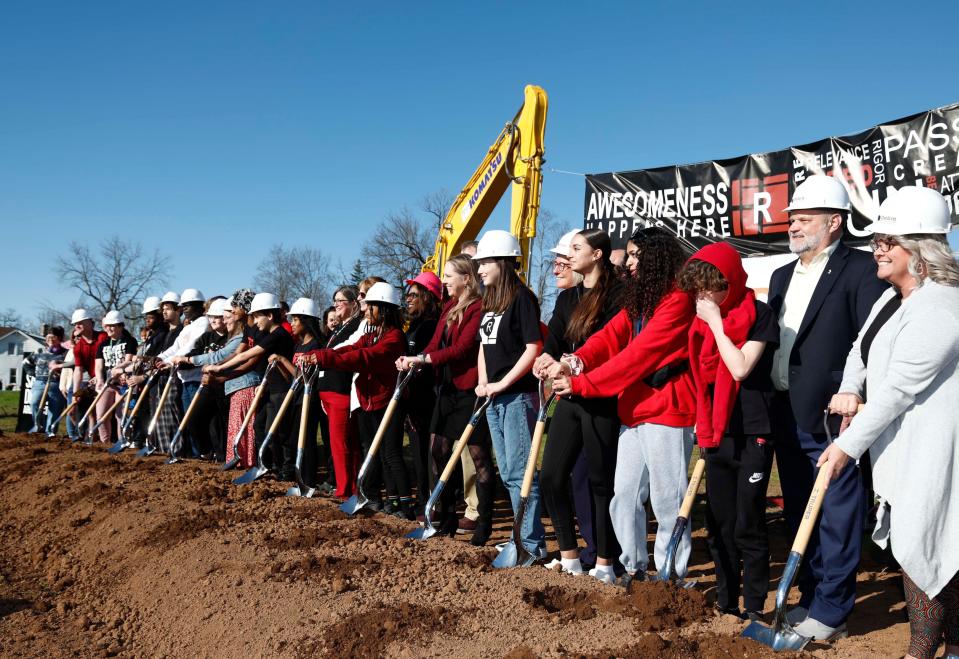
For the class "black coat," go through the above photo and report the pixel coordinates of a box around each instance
[767,241,888,433]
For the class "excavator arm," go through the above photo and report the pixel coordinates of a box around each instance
[422,85,548,280]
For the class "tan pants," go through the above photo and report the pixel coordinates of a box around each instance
[460,450,479,521]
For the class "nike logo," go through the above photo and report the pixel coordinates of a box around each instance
[748,472,764,484]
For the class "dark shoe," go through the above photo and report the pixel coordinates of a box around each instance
[366,498,384,513]
[456,517,478,535]
[742,610,763,623]
[469,521,493,547]
[391,501,415,521]
[716,605,742,618]
[438,512,459,537]
[317,481,335,496]
[382,500,398,515]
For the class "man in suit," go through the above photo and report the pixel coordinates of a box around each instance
[767,174,887,641]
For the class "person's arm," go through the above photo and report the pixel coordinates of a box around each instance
[486,342,541,396]
[94,357,106,390]
[570,290,694,398]
[269,353,296,378]
[322,331,405,375]
[425,303,481,368]
[572,309,633,371]
[475,344,489,396]
[696,298,765,381]
[211,344,264,374]
[192,336,242,367]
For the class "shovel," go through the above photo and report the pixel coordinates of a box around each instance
[136,366,180,458]
[232,372,303,485]
[29,378,53,433]
[222,361,275,471]
[651,457,705,587]
[340,366,419,516]
[87,391,127,440]
[166,383,206,464]
[493,379,556,569]
[109,371,159,454]
[406,396,491,540]
[74,383,111,441]
[49,399,79,438]
[286,366,320,497]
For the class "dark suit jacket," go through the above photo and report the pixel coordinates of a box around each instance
[767,241,888,433]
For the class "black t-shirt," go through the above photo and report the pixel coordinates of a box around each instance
[727,301,780,436]
[254,325,295,393]
[317,315,362,395]
[479,287,541,394]
[544,280,624,358]
[96,331,138,371]
[143,327,169,357]
[406,315,438,402]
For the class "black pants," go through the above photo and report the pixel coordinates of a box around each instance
[704,434,773,612]
[406,391,436,509]
[539,396,620,560]
[253,387,293,471]
[356,404,410,501]
[285,388,320,485]
[189,386,228,460]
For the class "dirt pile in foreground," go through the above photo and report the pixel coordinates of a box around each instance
[0,433,906,657]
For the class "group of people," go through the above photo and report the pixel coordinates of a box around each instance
[24,175,958,659]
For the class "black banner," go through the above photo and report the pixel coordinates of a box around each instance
[584,103,959,254]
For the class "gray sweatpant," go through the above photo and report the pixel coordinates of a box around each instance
[610,422,694,575]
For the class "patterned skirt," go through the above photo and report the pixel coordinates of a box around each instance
[149,373,182,452]
[227,386,257,468]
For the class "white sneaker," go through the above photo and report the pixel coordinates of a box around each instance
[785,606,809,626]
[544,558,583,575]
[793,617,848,641]
[588,566,616,585]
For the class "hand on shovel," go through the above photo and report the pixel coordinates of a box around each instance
[816,443,851,490]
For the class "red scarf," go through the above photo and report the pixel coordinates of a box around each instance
[687,243,756,449]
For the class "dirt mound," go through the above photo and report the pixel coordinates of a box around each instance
[0,433,910,657]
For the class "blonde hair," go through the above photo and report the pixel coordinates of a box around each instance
[897,234,959,287]
[359,276,386,293]
[445,254,481,327]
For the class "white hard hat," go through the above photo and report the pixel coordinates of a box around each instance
[160,291,180,305]
[250,292,281,314]
[180,288,205,304]
[206,298,230,317]
[550,229,581,257]
[473,230,522,260]
[364,282,401,307]
[141,296,161,315]
[867,186,953,236]
[102,310,125,326]
[784,174,850,213]
[289,297,320,318]
[70,308,92,324]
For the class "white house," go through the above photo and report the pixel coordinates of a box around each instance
[0,327,44,391]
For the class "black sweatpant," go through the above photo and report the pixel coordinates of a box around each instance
[704,434,774,612]
[406,391,436,508]
[189,386,228,460]
[285,388,320,486]
[253,387,294,471]
[356,404,410,501]
[539,396,620,559]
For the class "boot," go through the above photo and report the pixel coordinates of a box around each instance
[470,480,495,547]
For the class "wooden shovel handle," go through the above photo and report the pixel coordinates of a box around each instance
[790,462,833,556]
[266,380,300,436]
[126,374,156,421]
[366,398,400,460]
[99,392,126,420]
[147,369,178,434]
[520,418,548,499]
[438,423,479,484]
[237,377,270,437]
[37,378,52,412]
[78,384,111,425]
[678,458,706,519]
[177,384,205,431]
[295,385,312,452]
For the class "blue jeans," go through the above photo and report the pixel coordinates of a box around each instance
[486,391,545,553]
[181,380,201,456]
[65,385,79,439]
[30,378,66,434]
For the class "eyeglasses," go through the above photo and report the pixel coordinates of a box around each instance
[869,236,900,253]
[552,260,571,271]
[404,291,421,299]
[333,298,350,305]
[357,292,366,300]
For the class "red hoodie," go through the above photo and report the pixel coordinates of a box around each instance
[309,327,405,412]
[569,288,696,428]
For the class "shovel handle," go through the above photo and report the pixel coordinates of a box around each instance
[520,417,548,499]
[77,383,111,427]
[177,384,205,431]
[790,462,832,556]
[235,367,272,439]
[125,372,157,426]
[147,367,179,435]
[436,398,491,484]
[678,458,706,520]
[267,377,302,437]
[37,378,52,413]
[53,399,79,427]
[92,393,126,430]
[295,383,312,452]
[365,398,400,463]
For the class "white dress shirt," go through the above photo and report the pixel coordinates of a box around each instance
[159,316,210,383]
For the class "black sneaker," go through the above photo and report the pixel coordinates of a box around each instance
[742,610,764,623]
[366,499,384,513]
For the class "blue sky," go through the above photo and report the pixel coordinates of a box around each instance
[2,2,958,323]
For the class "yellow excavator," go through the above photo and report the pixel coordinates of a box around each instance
[421,85,548,280]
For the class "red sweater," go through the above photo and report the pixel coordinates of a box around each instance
[73,331,107,376]
[423,297,482,391]
[310,327,405,412]
[570,289,696,428]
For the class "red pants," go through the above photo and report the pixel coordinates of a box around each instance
[319,390,358,498]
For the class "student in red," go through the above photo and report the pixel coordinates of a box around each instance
[550,232,695,585]
[303,283,411,517]
[70,308,107,426]
[678,242,778,621]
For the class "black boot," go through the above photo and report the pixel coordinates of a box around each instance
[470,480,495,547]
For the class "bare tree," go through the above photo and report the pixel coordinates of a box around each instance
[0,307,23,328]
[360,207,434,286]
[527,208,568,318]
[254,245,335,305]
[55,237,169,319]
[420,189,455,229]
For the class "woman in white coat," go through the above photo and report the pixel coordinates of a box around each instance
[820,187,959,659]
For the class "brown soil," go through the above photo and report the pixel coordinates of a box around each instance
[0,432,908,657]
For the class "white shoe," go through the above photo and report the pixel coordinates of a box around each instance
[495,541,509,553]
[588,566,616,584]
[544,558,583,575]
[785,606,808,626]
[792,617,848,641]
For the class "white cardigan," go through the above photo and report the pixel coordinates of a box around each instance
[836,280,959,599]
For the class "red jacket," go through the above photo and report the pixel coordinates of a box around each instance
[423,297,482,391]
[310,327,405,412]
[570,289,696,428]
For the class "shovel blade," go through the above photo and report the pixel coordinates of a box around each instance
[742,620,810,652]
[220,457,240,471]
[165,456,182,465]
[107,440,129,454]
[492,541,535,569]
[285,485,316,498]
[405,525,438,541]
[339,494,368,516]
[135,445,155,458]
[232,465,267,486]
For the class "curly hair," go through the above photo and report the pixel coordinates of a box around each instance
[623,233,686,322]
[677,259,728,295]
